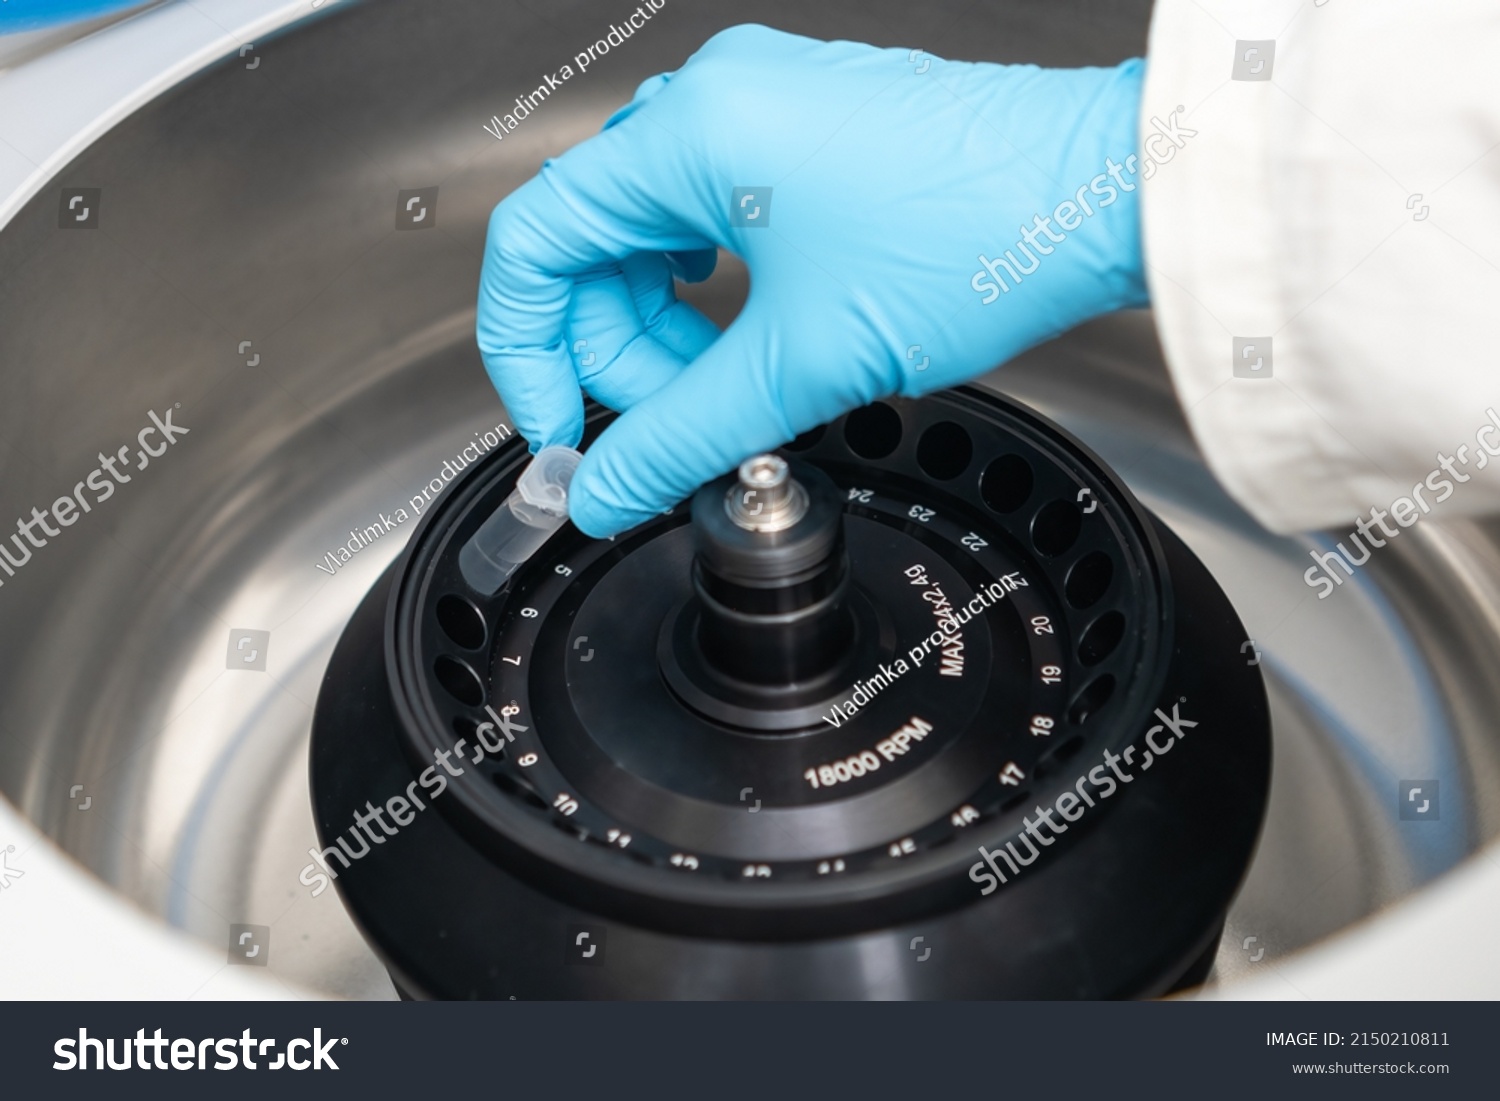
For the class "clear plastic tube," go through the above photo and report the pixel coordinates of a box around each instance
[458,445,582,595]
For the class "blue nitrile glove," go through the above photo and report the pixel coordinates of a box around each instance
[0,0,148,33]
[478,24,1147,538]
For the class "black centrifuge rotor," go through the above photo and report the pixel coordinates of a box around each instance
[311,386,1270,999]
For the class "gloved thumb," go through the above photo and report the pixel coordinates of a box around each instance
[602,71,674,129]
[568,312,805,537]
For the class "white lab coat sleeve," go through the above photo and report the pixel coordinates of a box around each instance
[1138,0,1500,533]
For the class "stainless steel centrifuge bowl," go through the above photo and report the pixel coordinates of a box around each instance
[2,0,1498,999]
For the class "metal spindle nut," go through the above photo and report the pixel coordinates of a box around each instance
[725,454,809,532]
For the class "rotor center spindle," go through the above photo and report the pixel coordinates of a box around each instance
[687,453,854,690]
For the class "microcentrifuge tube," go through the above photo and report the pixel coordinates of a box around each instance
[458,445,582,595]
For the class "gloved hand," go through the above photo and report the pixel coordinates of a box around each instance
[478,24,1147,538]
[0,0,148,33]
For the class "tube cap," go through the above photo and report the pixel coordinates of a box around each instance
[458,445,582,595]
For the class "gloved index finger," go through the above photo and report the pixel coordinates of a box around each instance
[477,120,719,452]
